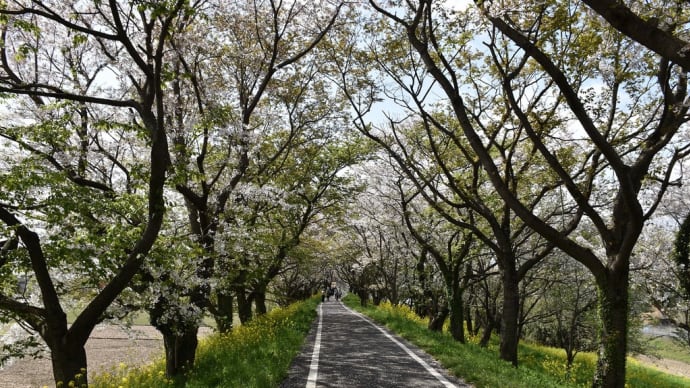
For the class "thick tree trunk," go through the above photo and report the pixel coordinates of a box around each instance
[254,289,267,315]
[592,272,629,388]
[149,295,200,377]
[162,327,199,377]
[214,291,234,333]
[448,288,465,343]
[50,344,88,387]
[357,289,369,306]
[500,264,520,367]
[236,289,253,324]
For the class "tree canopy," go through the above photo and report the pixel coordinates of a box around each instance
[1,1,690,387]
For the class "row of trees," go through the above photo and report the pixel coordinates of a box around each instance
[0,1,689,388]
[333,1,690,388]
[0,0,369,385]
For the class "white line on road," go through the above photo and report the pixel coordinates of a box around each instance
[343,303,458,388]
[306,303,323,388]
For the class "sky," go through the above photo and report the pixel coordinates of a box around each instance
[443,0,473,11]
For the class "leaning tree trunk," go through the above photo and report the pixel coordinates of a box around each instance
[593,269,629,388]
[479,317,495,348]
[500,262,520,367]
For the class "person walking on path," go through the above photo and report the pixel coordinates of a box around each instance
[280,301,471,388]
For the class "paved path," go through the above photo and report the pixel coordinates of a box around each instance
[280,301,471,388]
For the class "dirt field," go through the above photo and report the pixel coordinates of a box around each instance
[634,354,690,380]
[0,325,211,388]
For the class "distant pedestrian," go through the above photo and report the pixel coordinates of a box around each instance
[321,289,326,302]
[335,288,342,301]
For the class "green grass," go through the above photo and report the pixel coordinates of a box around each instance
[343,295,690,388]
[642,336,690,364]
[91,296,318,388]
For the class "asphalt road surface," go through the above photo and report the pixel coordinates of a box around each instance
[279,300,471,388]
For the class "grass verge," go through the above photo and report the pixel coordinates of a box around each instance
[642,336,690,364]
[91,296,318,388]
[343,295,690,388]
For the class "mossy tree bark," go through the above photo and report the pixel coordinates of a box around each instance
[592,269,629,388]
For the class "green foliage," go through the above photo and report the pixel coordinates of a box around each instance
[0,334,43,367]
[71,34,88,47]
[91,296,319,388]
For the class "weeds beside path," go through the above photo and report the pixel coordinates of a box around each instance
[91,296,318,388]
[343,296,690,388]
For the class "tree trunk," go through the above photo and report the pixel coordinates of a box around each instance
[448,287,465,343]
[473,309,484,337]
[566,347,576,369]
[214,290,234,333]
[479,318,495,347]
[592,271,629,388]
[236,289,253,324]
[50,344,88,387]
[465,303,474,336]
[253,284,268,315]
[500,264,520,367]
[372,290,383,305]
[162,327,199,377]
[357,289,369,306]
[428,306,449,331]
[149,295,200,377]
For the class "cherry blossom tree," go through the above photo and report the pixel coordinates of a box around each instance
[364,1,690,386]
[0,1,190,384]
